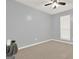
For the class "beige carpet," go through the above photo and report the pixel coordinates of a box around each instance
[15,40,73,59]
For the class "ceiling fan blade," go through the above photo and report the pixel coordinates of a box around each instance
[53,0,57,2]
[58,2,66,5]
[44,3,52,6]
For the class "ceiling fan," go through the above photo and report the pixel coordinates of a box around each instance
[44,0,66,9]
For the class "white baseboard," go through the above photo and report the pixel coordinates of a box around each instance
[19,39,73,50]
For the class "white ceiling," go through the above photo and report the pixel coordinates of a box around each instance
[16,0,73,15]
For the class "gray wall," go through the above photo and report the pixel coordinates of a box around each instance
[50,10,73,41]
[6,0,52,47]
[6,0,73,48]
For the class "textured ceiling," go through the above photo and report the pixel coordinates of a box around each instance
[16,0,73,15]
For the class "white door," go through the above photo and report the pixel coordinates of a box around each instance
[60,15,70,41]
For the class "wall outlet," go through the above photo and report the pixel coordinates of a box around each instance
[34,37,38,40]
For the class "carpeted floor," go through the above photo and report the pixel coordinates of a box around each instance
[15,40,73,59]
